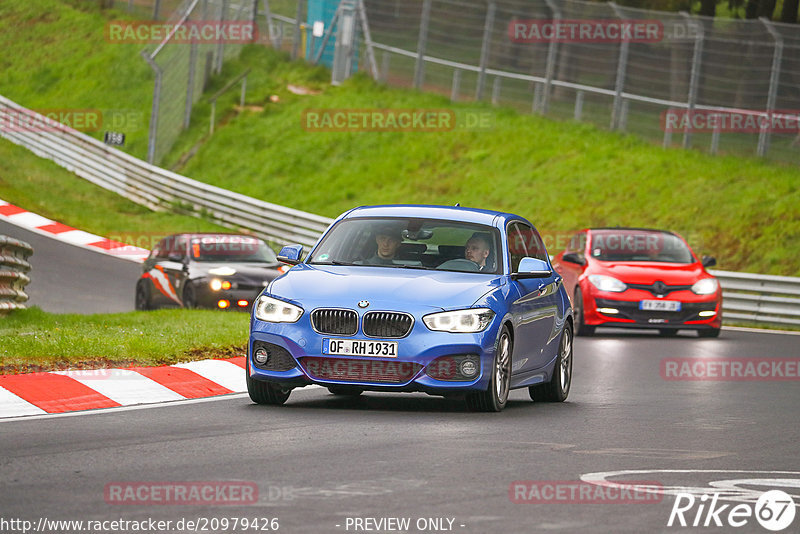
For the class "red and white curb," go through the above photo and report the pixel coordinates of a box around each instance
[0,357,247,419]
[0,198,150,263]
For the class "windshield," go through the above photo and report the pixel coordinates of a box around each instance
[307,217,502,274]
[589,230,695,263]
[189,236,277,263]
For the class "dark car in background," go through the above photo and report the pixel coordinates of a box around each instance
[552,227,722,337]
[135,233,286,311]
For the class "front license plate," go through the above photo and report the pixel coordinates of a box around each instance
[639,300,681,311]
[322,339,398,357]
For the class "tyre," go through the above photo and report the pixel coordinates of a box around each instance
[327,386,363,396]
[659,329,678,337]
[246,361,291,405]
[135,280,153,311]
[573,287,595,336]
[530,322,573,403]
[698,328,721,338]
[465,325,512,412]
[182,283,197,309]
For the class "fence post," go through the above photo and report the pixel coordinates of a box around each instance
[292,0,304,60]
[710,112,721,154]
[475,1,496,101]
[141,51,162,165]
[680,12,703,149]
[184,41,198,129]
[153,0,162,19]
[215,0,230,74]
[609,2,629,130]
[413,0,433,90]
[758,17,783,158]
[540,0,561,113]
[263,0,278,48]
[491,77,501,105]
[451,68,461,102]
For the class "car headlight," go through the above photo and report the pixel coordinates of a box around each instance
[254,295,303,323]
[587,274,627,293]
[423,308,495,333]
[691,277,719,295]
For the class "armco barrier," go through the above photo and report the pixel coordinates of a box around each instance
[0,235,33,316]
[1,95,799,329]
[0,95,333,249]
[710,270,800,327]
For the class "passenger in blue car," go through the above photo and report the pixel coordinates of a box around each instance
[362,224,403,266]
[465,232,493,272]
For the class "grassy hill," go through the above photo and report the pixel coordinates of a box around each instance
[0,0,798,276]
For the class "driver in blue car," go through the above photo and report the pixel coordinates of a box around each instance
[465,232,492,271]
[363,225,403,266]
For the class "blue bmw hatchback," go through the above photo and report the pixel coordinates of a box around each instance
[247,205,574,411]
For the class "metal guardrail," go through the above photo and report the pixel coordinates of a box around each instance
[0,235,33,316]
[0,95,333,249]
[711,270,800,327]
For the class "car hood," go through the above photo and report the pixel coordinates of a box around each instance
[595,261,708,285]
[269,264,503,312]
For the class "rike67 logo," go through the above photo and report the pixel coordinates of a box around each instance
[669,490,796,531]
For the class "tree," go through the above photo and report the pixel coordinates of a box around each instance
[780,0,799,22]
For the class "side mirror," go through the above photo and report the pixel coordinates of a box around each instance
[278,244,304,265]
[167,253,183,263]
[562,252,587,266]
[702,255,716,268]
[512,257,552,279]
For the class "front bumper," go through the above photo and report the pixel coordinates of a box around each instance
[247,317,501,393]
[583,288,722,330]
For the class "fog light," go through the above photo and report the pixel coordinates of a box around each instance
[237,300,249,307]
[698,310,717,317]
[254,347,269,365]
[597,307,619,314]
[210,279,222,291]
[217,299,230,309]
[460,359,478,377]
[221,281,232,290]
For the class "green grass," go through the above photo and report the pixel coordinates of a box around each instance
[0,139,229,245]
[0,307,249,372]
[166,45,800,276]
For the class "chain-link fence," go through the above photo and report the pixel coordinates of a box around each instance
[268,0,800,164]
[135,0,257,164]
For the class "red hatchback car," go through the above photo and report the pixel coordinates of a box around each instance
[552,228,722,337]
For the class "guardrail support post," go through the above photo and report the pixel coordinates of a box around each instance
[381,51,391,83]
[758,17,783,158]
[574,90,584,121]
[491,76,501,106]
[451,68,461,102]
[413,0,432,90]
[710,112,721,154]
[475,1,496,101]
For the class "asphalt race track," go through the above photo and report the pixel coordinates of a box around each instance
[0,220,140,314]
[2,226,799,533]
[1,328,798,533]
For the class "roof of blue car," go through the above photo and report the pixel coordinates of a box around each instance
[344,204,514,225]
